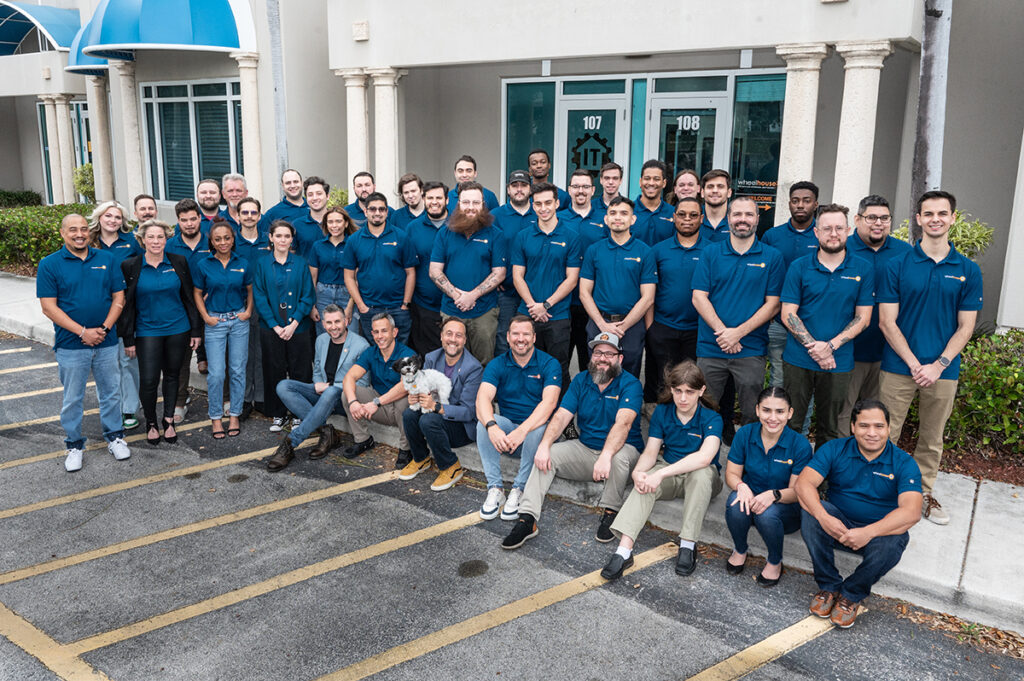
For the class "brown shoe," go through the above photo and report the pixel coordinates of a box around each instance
[309,425,340,460]
[267,438,294,471]
[829,596,860,628]
[809,590,838,618]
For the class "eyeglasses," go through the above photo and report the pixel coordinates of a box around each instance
[675,211,702,220]
[459,200,483,207]
[366,207,388,213]
[569,185,593,191]
[592,350,619,358]
[817,225,848,234]
[239,210,259,216]
[859,214,892,224]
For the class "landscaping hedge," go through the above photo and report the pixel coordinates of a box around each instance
[0,204,95,268]
[949,329,1024,454]
[0,189,43,208]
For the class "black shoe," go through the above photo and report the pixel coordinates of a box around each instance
[675,546,697,576]
[394,449,412,469]
[267,438,294,472]
[600,553,634,580]
[309,425,340,460]
[343,436,376,459]
[501,514,538,550]
[146,422,161,445]
[722,420,736,447]
[756,566,782,588]
[162,417,178,444]
[595,509,617,543]
[725,556,746,575]
[240,402,254,421]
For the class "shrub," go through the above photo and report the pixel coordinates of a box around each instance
[73,163,96,204]
[892,211,994,260]
[327,186,349,210]
[0,189,43,208]
[0,204,95,268]
[948,330,1024,453]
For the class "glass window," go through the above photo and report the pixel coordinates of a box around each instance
[193,83,226,97]
[195,101,231,181]
[233,101,243,172]
[159,102,194,200]
[505,82,555,179]
[563,80,626,96]
[731,74,786,234]
[628,79,647,197]
[654,76,728,93]
[36,103,53,204]
[156,85,188,98]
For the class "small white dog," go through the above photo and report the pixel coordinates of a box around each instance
[393,355,452,412]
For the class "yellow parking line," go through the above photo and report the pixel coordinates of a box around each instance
[0,361,57,375]
[65,512,484,655]
[0,471,398,586]
[0,600,113,681]
[0,408,99,433]
[319,542,677,681]
[0,383,93,402]
[0,347,32,355]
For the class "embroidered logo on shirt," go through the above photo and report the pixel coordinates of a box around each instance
[551,241,567,248]
[527,374,541,379]
[91,265,107,270]
[688,433,702,439]
[773,458,794,465]
[230,268,245,273]
[472,238,489,244]
[624,257,641,263]
[604,394,619,401]
[747,262,766,268]
[872,471,895,480]
[840,275,862,282]
[383,242,398,246]
[944,275,966,282]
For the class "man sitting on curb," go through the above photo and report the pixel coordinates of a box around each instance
[399,318,483,491]
[342,313,415,467]
[502,332,644,549]
[795,399,922,629]
[268,304,369,471]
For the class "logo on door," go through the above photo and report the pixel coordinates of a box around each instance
[571,132,613,175]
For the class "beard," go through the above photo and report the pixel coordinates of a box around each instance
[820,242,846,255]
[588,360,622,384]
[448,207,494,237]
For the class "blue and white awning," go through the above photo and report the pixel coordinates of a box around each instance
[0,1,79,56]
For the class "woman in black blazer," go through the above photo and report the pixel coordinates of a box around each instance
[120,220,202,444]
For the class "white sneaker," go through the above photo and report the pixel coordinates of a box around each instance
[107,438,131,461]
[64,448,83,472]
[922,494,950,525]
[291,418,302,430]
[173,405,188,424]
[480,487,506,520]
[501,487,523,521]
[269,417,285,432]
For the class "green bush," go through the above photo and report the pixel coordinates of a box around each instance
[0,204,95,268]
[892,211,994,260]
[73,163,96,204]
[0,189,43,208]
[327,186,349,210]
[949,330,1024,453]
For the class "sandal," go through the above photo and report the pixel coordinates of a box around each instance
[227,416,241,437]
[163,417,178,444]
[146,422,161,445]
[211,420,226,440]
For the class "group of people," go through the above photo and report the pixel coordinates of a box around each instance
[39,149,982,628]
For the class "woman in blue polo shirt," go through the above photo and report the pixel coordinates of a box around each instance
[252,220,315,432]
[601,361,724,581]
[309,206,356,331]
[724,386,813,586]
[192,220,253,439]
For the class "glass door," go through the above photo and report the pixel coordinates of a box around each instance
[647,96,730,178]
[554,98,629,187]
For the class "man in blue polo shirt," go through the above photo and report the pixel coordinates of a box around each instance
[342,313,416,468]
[580,196,657,379]
[195,179,221,233]
[490,170,536,356]
[527,148,570,209]
[291,176,330,260]
[511,182,582,390]
[699,169,732,242]
[218,173,248,232]
[632,159,675,246]
[405,181,449,354]
[878,190,982,526]
[839,195,911,437]
[133,194,157,230]
[259,169,308,232]
[447,155,500,214]
[342,192,416,344]
[780,203,874,447]
[393,173,425,231]
[593,162,623,213]
[476,316,562,520]
[796,399,922,628]
[37,214,130,472]
[692,196,785,427]
[344,171,395,229]
[503,332,644,549]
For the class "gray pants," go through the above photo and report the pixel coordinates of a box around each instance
[610,461,723,542]
[342,385,410,449]
[697,355,766,425]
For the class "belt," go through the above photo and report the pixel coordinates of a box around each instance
[602,313,625,323]
[215,309,245,321]
[318,282,346,288]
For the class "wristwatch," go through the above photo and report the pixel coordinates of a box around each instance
[372,397,382,407]
[485,419,498,429]
[542,300,551,310]
[433,402,443,414]
[937,355,951,368]
[99,325,110,334]
[772,489,782,502]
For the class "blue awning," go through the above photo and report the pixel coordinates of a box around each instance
[0,1,80,56]
[65,23,107,75]
[82,0,243,59]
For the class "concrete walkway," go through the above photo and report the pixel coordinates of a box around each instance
[3,269,1021,634]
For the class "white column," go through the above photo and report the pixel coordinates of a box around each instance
[367,67,402,205]
[832,40,893,212]
[774,43,828,223]
[87,76,115,203]
[39,96,64,204]
[53,94,77,203]
[997,128,1024,331]
[112,59,145,203]
[231,51,265,202]
[335,68,369,191]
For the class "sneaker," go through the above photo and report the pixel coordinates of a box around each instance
[107,438,131,461]
[122,414,140,430]
[173,405,188,424]
[398,457,432,480]
[291,418,302,430]
[269,417,285,432]
[595,509,617,543]
[480,487,506,520]
[430,462,464,491]
[501,514,538,550]
[809,590,838,618]
[395,449,413,469]
[64,448,83,472]
[922,494,950,525]
[343,436,376,459]
[500,487,523,521]
[829,596,861,628]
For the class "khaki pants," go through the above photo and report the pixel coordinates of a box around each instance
[342,385,410,449]
[610,461,723,543]
[443,307,498,365]
[879,371,957,494]
[838,361,881,437]
[518,438,640,521]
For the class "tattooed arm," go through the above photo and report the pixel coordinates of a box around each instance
[473,266,506,296]
[429,262,463,300]
[781,302,833,369]
[828,305,873,349]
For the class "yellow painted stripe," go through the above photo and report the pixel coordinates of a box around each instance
[0,600,113,681]
[0,408,99,433]
[0,471,398,586]
[66,512,484,655]
[0,361,57,375]
[319,542,677,681]
[0,382,93,402]
[686,615,836,681]
[0,347,33,355]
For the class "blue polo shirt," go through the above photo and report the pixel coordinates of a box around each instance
[762,219,818,267]
[727,423,813,494]
[481,348,562,424]
[165,232,210,267]
[692,238,785,358]
[847,232,913,363]
[135,256,191,337]
[340,225,415,308]
[216,208,240,233]
[446,186,500,214]
[510,222,583,321]
[308,237,349,286]
[558,205,607,252]
[355,341,415,394]
[492,203,537,289]
[391,205,423,232]
[405,214,446,311]
[560,370,644,451]
[430,225,507,318]
[877,243,983,380]
[192,253,253,314]
[592,194,620,212]
[700,214,730,243]
[259,197,308,233]
[199,212,218,234]
[344,201,396,230]
[780,250,875,373]
[291,212,325,261]
[37,247,125,350]
[649,403,723,468]
[580,235,657,316]
[235,230,271,266]
[650,234,708,330]
[97,232,142,266]
[807,437,922,525]
[632,196,675,246]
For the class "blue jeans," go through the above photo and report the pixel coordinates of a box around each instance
[277,380,346,446]
[55,344,123,449]
[476,415,545,490]
[800,500,909,603]
[117,338,140,415]
[724,490,802,565]
[402,409,472,470]
[493,289,521,356]
[359,307,411,347]
[315,282,351,335]
[204,315,249,418]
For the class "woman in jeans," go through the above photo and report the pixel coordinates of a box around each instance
[120,220,202,444]
[309,206,356,332]
[192,219,253,438]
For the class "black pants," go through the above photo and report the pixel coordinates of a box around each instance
[136,332,189,426]
[259,326,314,418]
[643,321,698,402]
[535,317,572,394]
[408,303,442,356]
[569,305,590,372]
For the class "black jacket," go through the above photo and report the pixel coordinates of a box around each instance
[119,252,202,346]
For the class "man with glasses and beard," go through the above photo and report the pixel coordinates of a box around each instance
[405,181,450,354]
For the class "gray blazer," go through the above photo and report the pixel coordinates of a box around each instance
[423,348,484,440]
[313,330,370,386]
